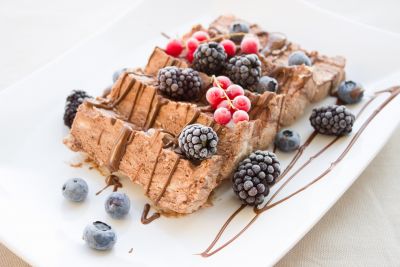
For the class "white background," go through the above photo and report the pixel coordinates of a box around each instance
[0,0,399,266]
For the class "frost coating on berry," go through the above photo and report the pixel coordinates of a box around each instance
[288,51,311,66]
[225,54,261,88]
[255,76,278,93]
[192,42,227,75]
[83,221,117,251]
[232,151,280,205]
[157,67,202,100]
[310,105,355,136]
[178,124,219,160]
[338,80,364,104]
[274,129,301,152]
[64,90,92,128]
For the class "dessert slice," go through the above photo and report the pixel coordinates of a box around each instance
[65,102,223,214]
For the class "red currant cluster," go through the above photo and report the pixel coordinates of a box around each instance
[165,30,259,62]
[206,76,252,125]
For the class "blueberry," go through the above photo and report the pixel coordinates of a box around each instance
[62,178,88,202]
[288,51,311,66]
[112,68,127,83]
[274,129,301,152]
[229,21,250,43]
[255,76,278,93]
[338,80,364,104]
[83,221,117,251]
[105,192,130,219]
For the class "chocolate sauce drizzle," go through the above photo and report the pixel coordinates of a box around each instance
[141,203,161,224]
[198,86,400,257]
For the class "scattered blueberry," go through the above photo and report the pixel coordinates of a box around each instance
[288,51,311,66]
[62,178,88,202]
[338,80,364,104]
[274,129,301,152]
[105,192,131,219]
[83,221,117,251]
[112,68,127,83]
[229,21,250,43]
[255,76,278,93]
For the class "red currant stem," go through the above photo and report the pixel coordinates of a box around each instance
[202,32,247,43]
[161,32,171,40]
[211,75,237,111]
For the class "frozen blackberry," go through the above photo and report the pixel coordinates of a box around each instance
[63,90,92,128]
[225,54,261,89]
[310,105,355,136]
[178,124,218,160]
[192,42,227,75]
[157,67,202,101]
[232,150,281,205]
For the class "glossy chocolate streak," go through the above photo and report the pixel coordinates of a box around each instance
[107,125,134,172]
[199,87,399,257]
[145,145,163,196]
[141,203,161,224]
[127,83,144,121]
[155,157,180,203]
[273,95,286,153]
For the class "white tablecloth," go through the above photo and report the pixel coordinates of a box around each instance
[1,1,399,266]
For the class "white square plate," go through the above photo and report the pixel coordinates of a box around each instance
[1,0,400,266]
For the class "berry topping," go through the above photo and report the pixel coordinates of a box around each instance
[192,31,210,42]
[274,129,301,152]
[64,90,92,128]
[232,150,281,205]
[192,42,227,75]
[310,105,355,136]
[214,107,232,125]
[186,37,200,52]
[288,51,312,66]
[212,75,231,89]
[186,51,194,63]
[232,110,249,123]
[226,84,245,99]
[216,99,234,112]
[62,178,88,202]
[255,76,278,93]
[206,86,225,106]
[225,54,261,88]
[165,39,183,57]
[105,192,131,219]
[220,39,236,57]
[112,67,128,83]
[178,124,218,160]
[240,37,260,54]
[233,95,251,112]
[229,21,250,43]
[157,67,202,100]
[338,80,364,104]
[83,221,117,251]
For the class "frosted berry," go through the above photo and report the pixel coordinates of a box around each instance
[226,84,244,99]
[240,37,259,54]
[217,99,235,113]
[232,110,249,123]
[186,51,194,63]
[229,21,250,43]
[165,39,183,57]
[233,95,251,112]
[213,76,231,90]
[338,80,364,104]
[186,37,199,52]
[192,31,210,42]
[178,124,218,160]
[214,107,232,125]
[288,51,311,66]
[220,39,236,57]
[206,87,225,106]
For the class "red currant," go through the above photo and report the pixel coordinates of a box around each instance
[214,107,232,125]
[233,95,251,112]
[232,110,249,123]
[165,39,183,57]
[217,99,235,113]
[240,37,259,54]
[186,37,199,52]
[186,51,194,63]
[213,76,231,90]
[226,84,244,99]
[220,39,236,57]
[206,87,225,106]
[192,31,210,42]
